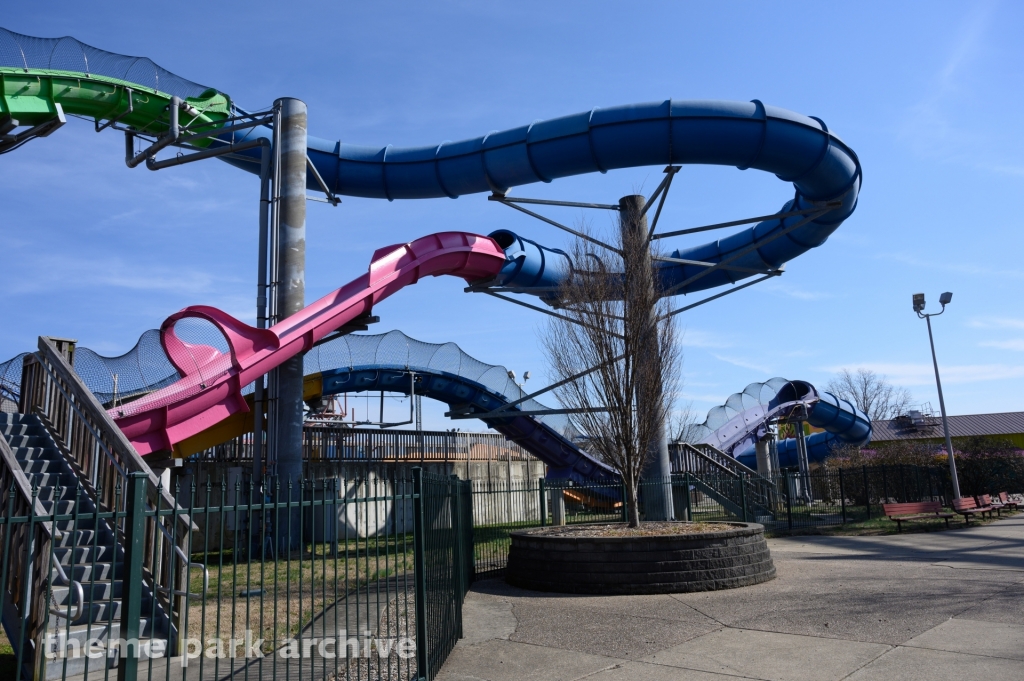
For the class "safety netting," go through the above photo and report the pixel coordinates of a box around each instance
[302,330,572,434]
[0,352,26,413]
[689,377,807,444]
[0,325,571,433]
[0,27,215,100]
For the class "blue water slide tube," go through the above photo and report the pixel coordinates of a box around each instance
[317,366,617,484]
[222,100,861,297]
[691,377,870,471]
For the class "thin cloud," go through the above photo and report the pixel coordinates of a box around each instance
[762,282,833,301]
[680,328,734,349]
[970,317,1024,330]
[712,354,772,375]
[980,339,1024,352]
[876,252,1024,281]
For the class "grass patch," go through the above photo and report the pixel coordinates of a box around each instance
[186,535,415,650]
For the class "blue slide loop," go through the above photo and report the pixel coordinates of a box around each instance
[222,100,860,298]
[318,366,618,484]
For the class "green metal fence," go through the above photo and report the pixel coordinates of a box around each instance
[0,468,471,681]
[466,465,955,575]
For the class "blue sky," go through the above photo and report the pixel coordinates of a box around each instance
[2,1,1022,429]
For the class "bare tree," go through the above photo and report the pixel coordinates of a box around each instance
[826,368,913,422]
[670,400,703,444]
[542,207,681,527]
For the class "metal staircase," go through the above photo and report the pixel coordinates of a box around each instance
[671,442,779,521]
[0,338,198,681]
[0,413,171,679]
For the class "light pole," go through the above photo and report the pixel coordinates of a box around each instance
[913,292,961,499]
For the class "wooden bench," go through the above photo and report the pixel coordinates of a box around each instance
[998,492,1021,511]
[952,497,995,525]
[882,501,955,532]
[977,494,1005,516]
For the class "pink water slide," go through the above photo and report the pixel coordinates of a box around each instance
[112,232,506,455]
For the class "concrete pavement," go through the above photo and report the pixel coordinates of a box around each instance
[437,514,1024,680]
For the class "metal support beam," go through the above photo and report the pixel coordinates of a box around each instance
[489,194,622,254]
[447,406,610,419]
[662,209,830,297]
[476,290,625,339]
[651,202,842,240]
[660,271,782,321]
[491,352,627,413]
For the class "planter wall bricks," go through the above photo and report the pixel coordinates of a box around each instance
[506,522,775,594]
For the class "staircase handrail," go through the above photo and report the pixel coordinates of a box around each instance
[28,338,195,536]
[22,337,196,655]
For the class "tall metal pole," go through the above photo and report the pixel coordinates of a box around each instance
[252,119,274,491]
[925,315,961,498]
[274,97,307,549]
[620,194,673,521]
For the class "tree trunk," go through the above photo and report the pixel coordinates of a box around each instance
[626,481,641,528]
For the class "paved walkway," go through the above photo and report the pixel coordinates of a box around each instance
[438,515,1024,681]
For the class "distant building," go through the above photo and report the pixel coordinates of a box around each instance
[871,410,1024,449]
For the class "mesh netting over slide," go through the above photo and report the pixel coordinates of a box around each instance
[689,377,799,443]
[0,324,571,434]
[0,27,214,100]
[303,330,572,435]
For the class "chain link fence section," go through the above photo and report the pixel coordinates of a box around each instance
[0,27,215,100]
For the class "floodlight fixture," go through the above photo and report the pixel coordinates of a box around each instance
[912,293,925,313]
[939,291,953,306]
[507,370,516,380]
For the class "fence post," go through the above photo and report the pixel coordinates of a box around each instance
[740,473,749,523]
[539,478,547,527]
[862,466,870,520]
[621,481,628,523]
[785,473,793,531]
[882,466,889,505]
[839,467,847,524]
[683,472,692,522]
[449,475,465,639]
[117,472,148,681]
[412,467,429,678]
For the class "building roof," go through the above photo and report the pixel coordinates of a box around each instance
[871,411,1024,442]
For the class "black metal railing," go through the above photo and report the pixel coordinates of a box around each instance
[192,427,536,464]
[0,468,472,681]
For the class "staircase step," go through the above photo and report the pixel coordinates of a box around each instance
[14,446,62,461]
[0,423,47,437]
[47,594,159,627]
[54,515,101,531]
[53,544,121,566]
[38,499,79,515]
[35,485,91,503]
[29,472,79,488]
[52,528,116,548]
[42,635,168,678]
[5,434,55,448]
[19,459,66,474]
[56,561,125,582]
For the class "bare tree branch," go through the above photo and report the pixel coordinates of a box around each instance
[826,368,914,421]
[541,212,681,527]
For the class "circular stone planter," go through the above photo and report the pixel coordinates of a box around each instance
[506,522,775,595]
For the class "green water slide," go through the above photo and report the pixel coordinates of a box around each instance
[0,29,232,154]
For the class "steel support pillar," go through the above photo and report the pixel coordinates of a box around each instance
[794,420,811,502]
[620,194,673,521]
[273,97,307,549]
